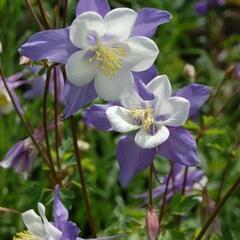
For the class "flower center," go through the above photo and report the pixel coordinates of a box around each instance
[0,90,10,107]
[13,231,39,240]
[89,43,127,78]
[131,107,154,132]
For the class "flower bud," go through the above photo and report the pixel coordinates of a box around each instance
[146,208,159,240]
[184,63,196,82]
[0,41,2,54]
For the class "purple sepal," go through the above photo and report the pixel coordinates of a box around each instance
[133,65,158,85]
[117,135,156,187]
[19,28,78,64]
[158,127,199,167]
[174,84,212,119]
[64,81,97,118]
[76,0,111,17]
[54,186,80,240]
[134,79,154,101]
[132,8,172,38]
[84,104,113,131]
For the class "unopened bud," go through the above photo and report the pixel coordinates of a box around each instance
[146,208,159,240]
[19,56,31,65]
[184,63,196,82]
[77,140,90,151]
[0,41,2,54]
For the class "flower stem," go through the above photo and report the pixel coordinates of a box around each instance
[24,0,44,30]
[43,67,59,184]
[0,207,21,215]
[63,0,68,27]
[36,0,51,29]
[181,167,188,195]
[195,173,240,240]
[158,163,174,229]
[69,116,97,237]
[53,67,62,177]
[148,164,153,207]
[0,63,53,173]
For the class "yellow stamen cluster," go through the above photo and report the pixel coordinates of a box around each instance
[90,44,127,78]
[13,231,38,240]
[131,107,154,132]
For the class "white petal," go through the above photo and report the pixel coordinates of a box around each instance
[121,88,143,109]
[22,209,45,237]
[106,106,140,133]
[66,50,97,86]
[147,75,172,99]
[135,125,170,149]
[104,8,137,41]
[38,203,62,239]
[70,12,105,49]
[161,97,190,127]
[122,36,159,72]
[94,69,134,101]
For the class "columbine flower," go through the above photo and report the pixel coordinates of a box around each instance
[65,8,160,101]
[19,0,172,115]
[135,164,205,201]
[14,186,121,240]
[105,75,190,149]
[195,0,225,15]
[0,123,56,177]
[0,138,37,178]
[0,72,25,115]
[84,72,211,186]
[13,186,79,240]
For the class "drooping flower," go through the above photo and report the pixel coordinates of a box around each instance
[0,72,25,115]
[13,186,122,240]
[19,0,172,116]
[134,164,206,201]
[84,73,212,186]
[195,0,225,15]
[0,138,38,178]
[0,122,57,177]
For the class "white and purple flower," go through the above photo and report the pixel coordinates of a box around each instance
[19,0,172,116]
[13,186,122,240]
[84,72,212,186]
[65,8,159,101]
[13,186,80,240]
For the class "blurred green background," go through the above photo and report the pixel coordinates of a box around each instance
[0,0,240,239]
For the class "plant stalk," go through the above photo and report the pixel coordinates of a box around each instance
[69,116,97,237]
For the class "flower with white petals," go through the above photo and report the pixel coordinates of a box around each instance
[106,75,190,149]
[66,8,159,101]
[14,203,62,240]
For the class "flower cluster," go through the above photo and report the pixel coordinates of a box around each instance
[0,0,213,239]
